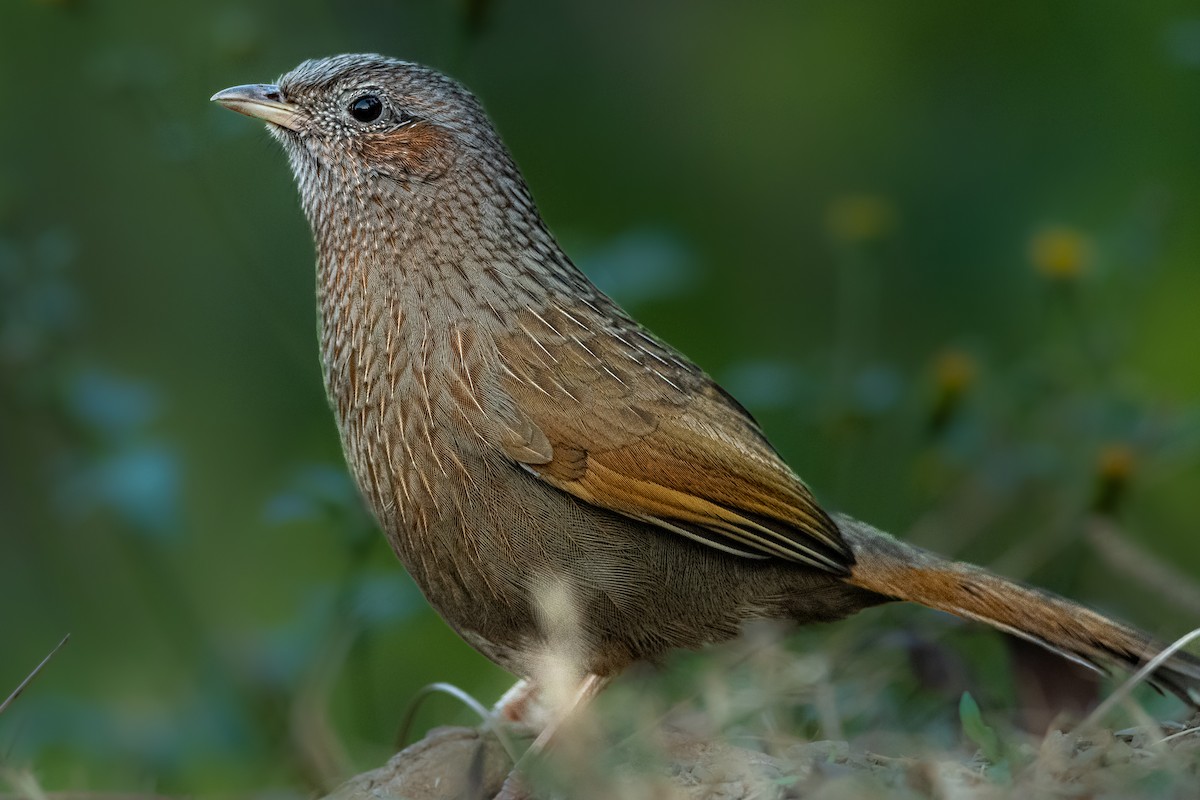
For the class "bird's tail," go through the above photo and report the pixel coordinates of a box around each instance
[837,515,1200,707]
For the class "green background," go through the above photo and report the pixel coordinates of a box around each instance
[2,0,1199,793]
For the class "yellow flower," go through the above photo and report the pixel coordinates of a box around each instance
[1030,226,1090,280]
[926,348,978,435]
[1096,443,1136,483]
[933,349,977,396]
[1093,443,1136,514]
[825,194,895,244]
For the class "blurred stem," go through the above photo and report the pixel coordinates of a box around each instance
[1050,286,1111,387]
[291,623,358,792]
[287,512,391,782]
[1087,516,1200,617]
[1032,281,1118,415]
[327,519,386,734]
[991,491,1080,582]
[114,531,214,670]
[831,244,879,499]
[445,0,489,76]
[832,246,875,397]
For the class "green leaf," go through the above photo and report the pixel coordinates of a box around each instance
[959,691,1002,764]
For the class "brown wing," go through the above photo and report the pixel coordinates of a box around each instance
[486,299,852,574]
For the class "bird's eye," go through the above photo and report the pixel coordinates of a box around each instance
[349,94,383,123]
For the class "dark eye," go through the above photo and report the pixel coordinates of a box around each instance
[349,94,383,123]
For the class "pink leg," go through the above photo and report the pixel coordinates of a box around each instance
[493,673,609,800]
[527,673,607,754]
[493,678,542,724]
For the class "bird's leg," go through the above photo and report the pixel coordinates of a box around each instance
[493,677,542,725]
[525,672,607,755]
[493,673,608,800]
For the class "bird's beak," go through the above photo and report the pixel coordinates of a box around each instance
[210,84,305,131]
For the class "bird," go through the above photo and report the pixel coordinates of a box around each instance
[211,54,1200,734]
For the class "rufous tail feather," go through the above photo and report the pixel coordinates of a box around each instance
[838,515,1200,707]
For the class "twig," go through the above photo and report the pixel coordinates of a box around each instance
[1159,725,1200,745]
[397,682,520,764]
[0,635,70,716]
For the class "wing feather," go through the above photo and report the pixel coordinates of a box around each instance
[487,302,853,574]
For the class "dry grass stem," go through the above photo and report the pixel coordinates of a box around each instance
[290,625,356,790]
[0,635,69,717]
[1087,516,1200,616]
[397,682,520,764]
[1080,626,1200,730]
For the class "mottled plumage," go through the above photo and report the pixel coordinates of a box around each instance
[212,54,1200,704]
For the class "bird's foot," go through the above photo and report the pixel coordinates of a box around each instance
[492,678,551,734]
[492,770,532,800]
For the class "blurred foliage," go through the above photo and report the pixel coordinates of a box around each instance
[1,0,1199,794]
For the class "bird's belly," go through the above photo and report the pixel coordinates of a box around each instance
[367,448,837,678]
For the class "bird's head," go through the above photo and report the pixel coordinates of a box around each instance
[212,54,507,201]
[212,54,559,294]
